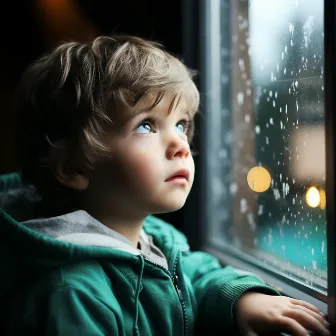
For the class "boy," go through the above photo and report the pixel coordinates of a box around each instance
[0,35,329,336]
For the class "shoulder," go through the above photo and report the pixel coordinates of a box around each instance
[37,260,114,300]
[29,262,124,335]
[10,261,121,333]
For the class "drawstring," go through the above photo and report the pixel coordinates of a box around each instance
[133,255,144,336]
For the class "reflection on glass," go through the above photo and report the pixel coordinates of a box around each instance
[213,0,326,292]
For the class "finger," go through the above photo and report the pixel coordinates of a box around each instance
[285,309,330,336]
[290,298,323,315]
[249,330,282,336]
[277,316,309,336]
[292,304,329,326]
[246,332,258,336]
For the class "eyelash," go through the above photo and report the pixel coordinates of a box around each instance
[138,117,156,132]
[178,120,190,133]
[134,118,190,134]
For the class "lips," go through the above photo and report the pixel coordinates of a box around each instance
[165,169,190,182]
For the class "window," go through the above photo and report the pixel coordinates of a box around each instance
[198,0,330,310]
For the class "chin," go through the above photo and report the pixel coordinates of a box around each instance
[154,199,187,214]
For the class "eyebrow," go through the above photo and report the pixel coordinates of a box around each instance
[129,92,195,120]
[186,108,197,118]
[168,93,181,115]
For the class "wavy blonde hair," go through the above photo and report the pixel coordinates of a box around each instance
[15,35,199,205]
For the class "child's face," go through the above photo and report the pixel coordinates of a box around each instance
[84,95,195,217]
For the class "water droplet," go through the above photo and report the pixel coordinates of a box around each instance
[240,198,248,213]
[230,182,238,195]
[258,205,263,215]
[239,58,245,72]
[273,188,281,200]
[237,92,244,105]
[255,125,260,134]
[282,183,290,197]
[268,228,273,245]
[289,22,294,35]
[247,213,256,231]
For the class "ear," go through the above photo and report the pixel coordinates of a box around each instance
[54,163,89,191]
[50,145,89,191]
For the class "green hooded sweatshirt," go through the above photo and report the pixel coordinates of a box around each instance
[0,173,279,336]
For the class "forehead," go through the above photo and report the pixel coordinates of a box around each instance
[134,93,195,119]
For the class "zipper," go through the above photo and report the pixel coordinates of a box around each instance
[143,252,188,336]
[172,252,188,336]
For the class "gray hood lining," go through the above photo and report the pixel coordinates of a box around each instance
[22,210,168,269]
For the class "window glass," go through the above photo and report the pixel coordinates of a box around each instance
[210,0,326,292]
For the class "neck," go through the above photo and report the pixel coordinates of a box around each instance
[79,192,149,248]
[89,211,146,248]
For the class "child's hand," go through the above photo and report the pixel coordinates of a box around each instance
[234,292,330,336]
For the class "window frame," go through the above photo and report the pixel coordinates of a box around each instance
[182,0,336,317]
[325,0,336,326]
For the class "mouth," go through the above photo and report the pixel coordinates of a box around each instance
[165,169,190,182]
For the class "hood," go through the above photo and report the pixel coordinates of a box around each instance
[0,173,176,298]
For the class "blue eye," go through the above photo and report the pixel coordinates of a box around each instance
[175,121,189,134]
[135,122,153,134]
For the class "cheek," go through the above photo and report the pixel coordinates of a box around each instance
[188,157,195,185]
[122,149,158,185]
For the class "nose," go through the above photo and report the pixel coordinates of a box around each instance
[165,132,191,160]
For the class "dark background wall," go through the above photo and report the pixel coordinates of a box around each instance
[0,0,183,173]
[0,0,189,231]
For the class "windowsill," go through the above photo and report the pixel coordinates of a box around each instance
[203,243,328,314]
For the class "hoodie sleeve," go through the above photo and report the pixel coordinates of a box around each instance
[0,173,22,192]
[181,250,280,334]
[45,285,124,336]
[145,216,280,333]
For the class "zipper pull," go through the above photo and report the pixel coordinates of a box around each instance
[174,275,183,300]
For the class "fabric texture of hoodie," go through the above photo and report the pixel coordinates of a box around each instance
[0,173,280,335]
